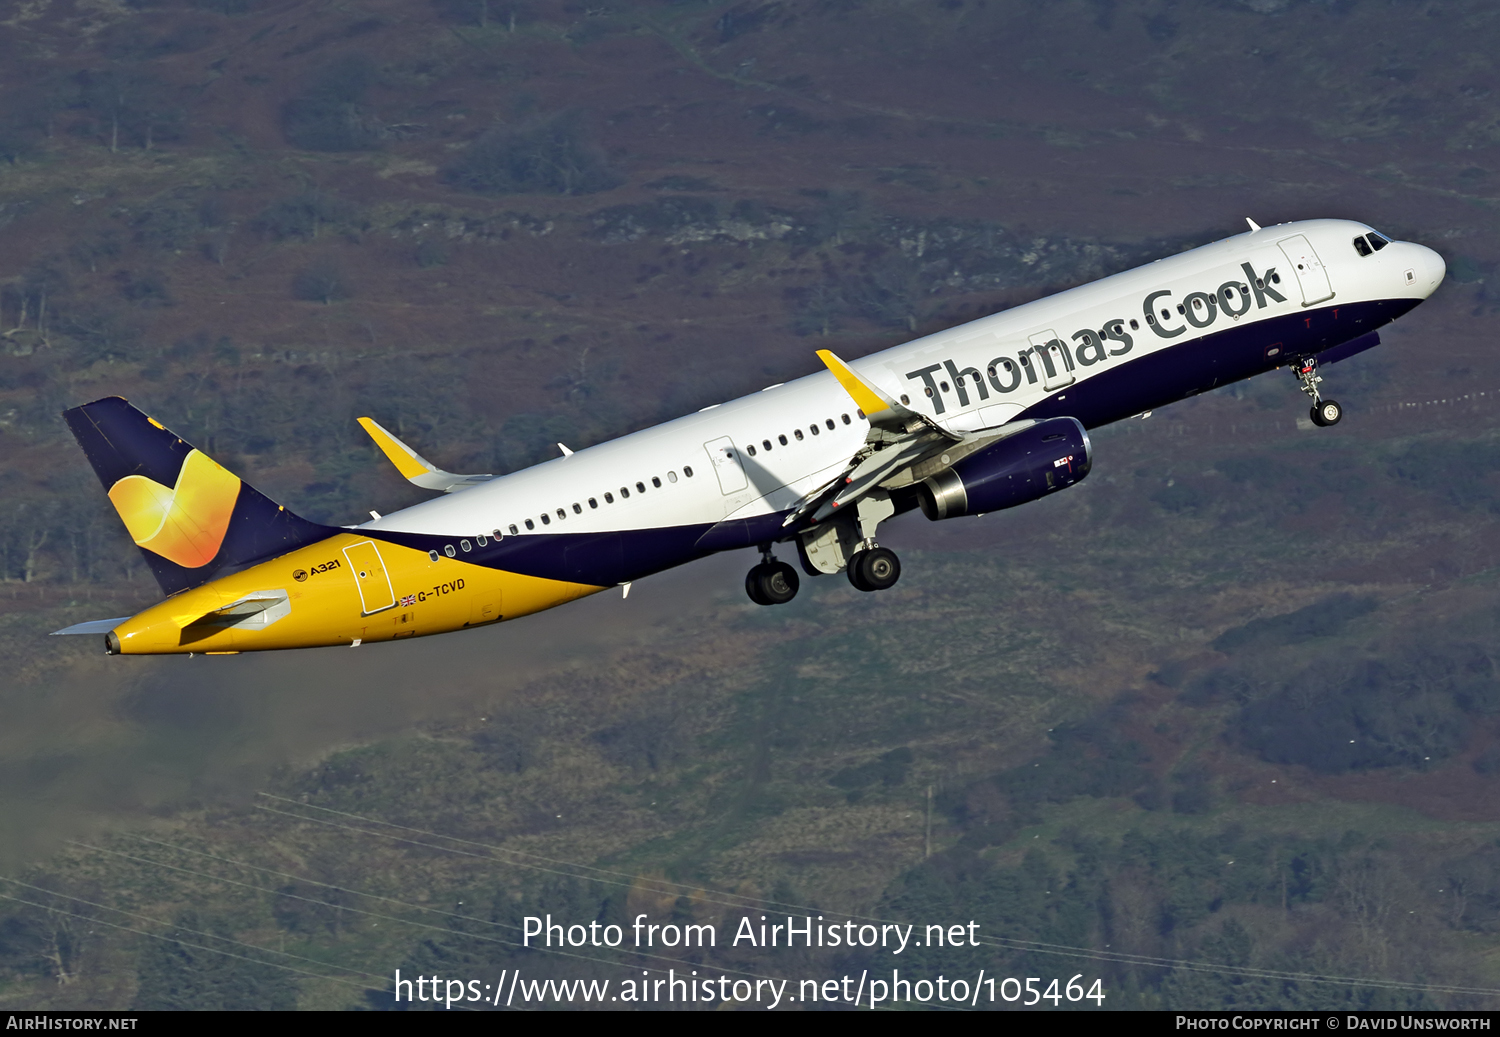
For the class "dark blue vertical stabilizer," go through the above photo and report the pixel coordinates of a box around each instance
[64,397,335,597]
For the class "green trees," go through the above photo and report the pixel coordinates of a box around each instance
[443,113,621,197]
[77,68,181,152]
[292,259,354,305]
[281,54,385,152]
[132,911,298,1010]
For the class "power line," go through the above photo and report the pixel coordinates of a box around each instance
[253,794,1500,1000]
[0,890,383,998]
[0,875,384,987]
[67,838,815,995]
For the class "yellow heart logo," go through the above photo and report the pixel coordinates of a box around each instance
[107,449,241,568]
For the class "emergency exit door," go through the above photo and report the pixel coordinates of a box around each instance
[1028,330,1075,391]
[704,437,748,495]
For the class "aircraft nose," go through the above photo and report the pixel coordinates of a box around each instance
[1407,243,1446,296]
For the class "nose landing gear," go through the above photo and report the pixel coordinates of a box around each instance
[746,545,800,606]
[1295,357,1343,427]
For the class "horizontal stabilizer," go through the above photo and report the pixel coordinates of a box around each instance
[357,417,494,494]
[51,617,130,636]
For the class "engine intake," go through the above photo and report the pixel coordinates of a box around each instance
[918,417,1092,520]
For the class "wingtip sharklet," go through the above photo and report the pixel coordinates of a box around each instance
[815,349,895,418]
[357,416,492,493]
[357,416,436,481]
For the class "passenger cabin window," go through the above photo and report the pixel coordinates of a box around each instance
[841,414,851,424]
[604,492,614,503]
[809,424,819,436]
[509,524,518,535]
[683,466,694,477]
[525,519,534,530]
[635,481,646,493]
[794,429,804,441]
[747,444,757,456]
[1130,319,1139,330]
[573,503,582,514]
[429,550,440,562]
[826,419,836,430]
[778,434,788,445]
[556,508,566,520]
[540,513,551,525]
[620,487,630,498]
[667,472,677,483]
[762,439,772,451]
[589,497,598,507]
[477,535,487,546]
[651,476,661,488]
[461,539,471,552]
[444,544,456,557]
[1353,235,1372,257]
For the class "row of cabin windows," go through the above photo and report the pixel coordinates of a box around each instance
[423,466,699,560]
[1352,232,1391,257]
[515,466,694,533]
[744,413,855,456]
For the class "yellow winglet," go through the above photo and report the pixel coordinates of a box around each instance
[357,417,493,493]
[815,349,895,419]
[357,417,434,480]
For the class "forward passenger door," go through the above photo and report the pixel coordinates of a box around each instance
[1278,234,1335,306]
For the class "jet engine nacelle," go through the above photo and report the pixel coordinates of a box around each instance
[918,417,1092,520]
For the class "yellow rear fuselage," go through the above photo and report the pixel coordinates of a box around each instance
[110,533,602,655]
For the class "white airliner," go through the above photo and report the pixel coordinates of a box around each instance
[55,218,1445,654]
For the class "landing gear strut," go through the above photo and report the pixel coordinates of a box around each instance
[746,545,800,606]
[1294,357,1343,427]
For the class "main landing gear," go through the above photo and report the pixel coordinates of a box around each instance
[847,545,901,593]
[746,545,800,606]
[1294,357,1343,428]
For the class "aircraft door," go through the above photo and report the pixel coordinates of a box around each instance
[342,540,397,615]
[1028,330,1075,391]
[1278,235,1335,306]
[703,437,748,495]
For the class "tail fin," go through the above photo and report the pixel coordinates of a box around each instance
[64,397,334,596]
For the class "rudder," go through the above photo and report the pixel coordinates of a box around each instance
[64,396,334,596]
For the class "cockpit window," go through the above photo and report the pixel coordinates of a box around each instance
[1353,236,1372,257]
[1368,232,1391,251]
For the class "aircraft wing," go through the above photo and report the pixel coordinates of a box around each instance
[357,417,494,493]
[792,350,1033,526]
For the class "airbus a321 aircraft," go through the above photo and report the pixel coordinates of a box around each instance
[54,218,1445,655]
